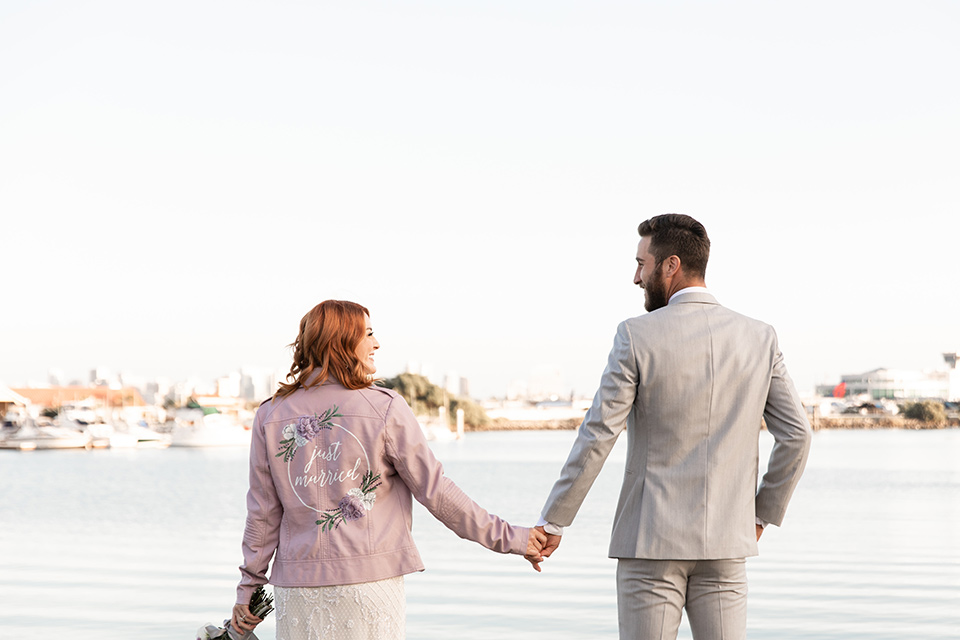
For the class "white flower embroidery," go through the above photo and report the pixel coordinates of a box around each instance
[347,487,377,511]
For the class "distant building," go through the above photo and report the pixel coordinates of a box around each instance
[527,365,566,402]
[217,372,242,398]
[0,385,29,422]
[819,352,960,401]
[89,366,121,388]
[506,378,528,401]
[13,386,146,409]
[240,366,279,402]
[443,371,460,396]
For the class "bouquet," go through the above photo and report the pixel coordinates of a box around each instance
[196,585,275,640]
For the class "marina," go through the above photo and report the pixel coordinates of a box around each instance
[1,428,957,639]
[0,386,252,450]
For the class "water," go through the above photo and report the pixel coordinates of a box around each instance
[1,429,958,639]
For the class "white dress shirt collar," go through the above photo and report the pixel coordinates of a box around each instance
[669,286,710,304]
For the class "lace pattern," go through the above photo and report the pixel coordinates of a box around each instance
[275,576,405,640]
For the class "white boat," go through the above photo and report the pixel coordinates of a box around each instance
[0,421,91,451]
[123,423,172,449]
[169,411,251,447]
[82,420,171,449]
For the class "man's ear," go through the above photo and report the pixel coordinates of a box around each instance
[663,255,681,277]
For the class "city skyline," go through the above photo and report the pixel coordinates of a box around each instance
[2,1,958,400]
[5,359,549,403]
[6,343,960,405]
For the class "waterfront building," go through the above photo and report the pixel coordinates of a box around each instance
[12,386,146,409]
[217,371,242,398]
[506,378,528,401]
[0,385,29,423]
[527,365,567,401]
[819,352,960,401]
[143,379,172,406]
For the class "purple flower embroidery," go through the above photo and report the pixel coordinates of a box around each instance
[294,415,327,446]
[338,494,366,522]
[276,406,341,463]
[316,470,382,532]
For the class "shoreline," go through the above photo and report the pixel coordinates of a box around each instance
[469,416,960,432]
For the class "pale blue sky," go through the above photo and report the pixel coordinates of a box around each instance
[2,1,958,398]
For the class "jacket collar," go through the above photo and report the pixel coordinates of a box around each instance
[668,289,719,306]
[301,370,345,389]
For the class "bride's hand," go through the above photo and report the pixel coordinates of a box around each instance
[524,527,548,572]
[231,603,262,633]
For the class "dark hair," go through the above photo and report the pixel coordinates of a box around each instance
[275,300,373,398]
[637,214,710,279]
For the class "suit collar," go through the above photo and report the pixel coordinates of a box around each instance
[669,286,709,303]
[668,289,719,306]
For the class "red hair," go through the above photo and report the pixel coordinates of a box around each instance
[275,300,373,398]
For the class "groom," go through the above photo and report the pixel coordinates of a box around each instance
[535,214,811,640]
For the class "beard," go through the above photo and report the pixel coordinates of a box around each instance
[643,262,669,312]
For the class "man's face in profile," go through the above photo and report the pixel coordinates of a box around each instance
[635,237,669,312]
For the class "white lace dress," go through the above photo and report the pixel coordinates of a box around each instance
[274,576,405,640]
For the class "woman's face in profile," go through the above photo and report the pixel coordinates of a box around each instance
[356,315,380,374]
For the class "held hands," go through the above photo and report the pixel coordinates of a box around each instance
[524,527,547,571]
[523,526,562,572]
[539,525,562,559]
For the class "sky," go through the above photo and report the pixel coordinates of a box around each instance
[1,0,958,399]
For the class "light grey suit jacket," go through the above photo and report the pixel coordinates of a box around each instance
[541,292,811,560]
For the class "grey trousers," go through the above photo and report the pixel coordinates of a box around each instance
[616,558,748,640]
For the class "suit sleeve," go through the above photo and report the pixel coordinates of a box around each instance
[237,407,283,604]
[541,321,638,528]
[383,395,529,555]
[756,343,812,526]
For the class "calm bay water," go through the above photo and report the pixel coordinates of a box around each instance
[1,428,958,639]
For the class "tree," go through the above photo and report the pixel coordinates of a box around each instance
[380,373,490,429]
[380,373,444,415]
[902,400,946,424]
[450,396,489,429]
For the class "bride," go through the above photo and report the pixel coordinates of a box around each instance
[231,300,545,639]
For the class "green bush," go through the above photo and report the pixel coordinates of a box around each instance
[380,373,444,415]
[380,373,489,429]
[450,396,490,429]
[902,400,946,423]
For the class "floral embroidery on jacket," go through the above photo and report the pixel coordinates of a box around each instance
[276,406,341,463]
[316,470,382,531]
[276,405,381,532]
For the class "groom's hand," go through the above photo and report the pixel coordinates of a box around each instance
[536,525,562,558]
[524,527,548,572]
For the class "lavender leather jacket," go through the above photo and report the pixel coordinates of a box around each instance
[236,379,529,604]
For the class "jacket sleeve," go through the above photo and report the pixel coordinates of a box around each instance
[756,343,812,526]
[382,395,529,555]
[540,321,636,527]
[236,407,283,604]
